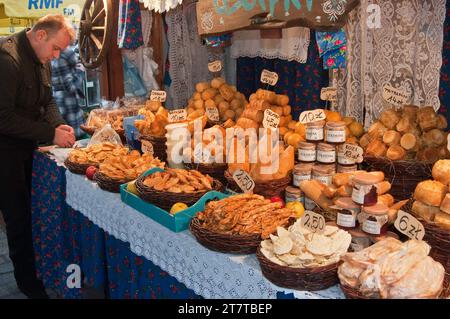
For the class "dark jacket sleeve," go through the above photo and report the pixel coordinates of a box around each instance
[0,53,56,142]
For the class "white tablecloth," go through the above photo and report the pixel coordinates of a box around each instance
[65,171,345,299]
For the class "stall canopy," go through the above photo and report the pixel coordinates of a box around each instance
[0,0,85,35]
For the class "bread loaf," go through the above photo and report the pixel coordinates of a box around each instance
[417,106,438,131]
[412,200,440,222]
[386,145,406,160]
[414,180,447,207]
[380,109,400,130]
[440,194,450,215]
[434,211,450,229]
[378,194,394,207]
[400,133,417,151]
[368,122,388,139]
[366,139,387,157]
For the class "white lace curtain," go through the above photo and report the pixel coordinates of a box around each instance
[335,0,446,127]
[139,0,183,13]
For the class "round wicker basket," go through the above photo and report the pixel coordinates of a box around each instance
[94,171,130,193]
[184,162,228,186]
[64,158,96,175]
[139,134,167,162]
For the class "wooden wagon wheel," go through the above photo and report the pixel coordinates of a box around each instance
[78,0,113,69]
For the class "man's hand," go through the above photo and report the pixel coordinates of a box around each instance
[53,126,75,148]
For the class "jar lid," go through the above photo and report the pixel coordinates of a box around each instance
[326,121,346,128]
[363,203,389,215]
[285,186,302,195]
[298,142,316,150]
[317,143,335,151]
[352,172,385,185]
[306,120,325,127]
[335,197,360,210]
[294,163,314,173]
[337,164,358,173]
[312,163,336,175]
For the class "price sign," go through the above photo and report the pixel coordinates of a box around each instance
[206,106,220,122]
[382,85,410,107]
[262,109,280,129]
[168,109,187,123]
[342,143,364,163]
[141,140,154,156]
[232,169,255,194]
[208,60,222,73]
[300,210,325,234]
[320,87,337,101]
[150,90,167,102]
[299,109,326,124]
[394,210,425,241]
[260,69,279,86]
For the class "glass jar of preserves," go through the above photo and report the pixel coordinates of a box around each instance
[312,164,336,186]
[293,163,314,187]
[306,120,325,142]
[325,121,346,144]
[351,172,383,206]
[348,227,372,252]
[359,203,389,236]
[298,142,316,162]
[304,196,317,210]
[337,164,358,173]
[285,186,304,205]
[334,197,361,230]
[316,143,336,164]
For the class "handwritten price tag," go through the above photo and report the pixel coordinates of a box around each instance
[300,210,325,234]
[394,210,425,241]
[260,69,279,86]
[299,109,326,124]
[232,169,255,194]
[168,109,187,123]
[382,85,410,107]
[150,90,167,102]
[320,87,337,101]
[208,60,222,73]
[342,143,364,163]
[141,140,154,156]
[262,109,280,129]
[206,107,220,122]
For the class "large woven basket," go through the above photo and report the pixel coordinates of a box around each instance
[363,156,433,201]
[340,283,445,299]
[64,158,96,175]
[80,124,126,144]
[256,247,340,291]
[139,134,167,162]
[224,170,291,198]
[184,162,228,186]
[189,216,261,254]
[94,171,130,193]
[135,175,223,211]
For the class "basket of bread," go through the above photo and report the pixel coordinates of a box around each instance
[361,105,449,200]
[135,168,222,210]
[93,150,165,193]
[256,220,351,291]
[339,238,445,299]
[190,194,296,254]
[65,143,129,174]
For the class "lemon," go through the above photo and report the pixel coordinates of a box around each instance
[170,202,188,215]
[127,180,138,195]
[286,201,305,218]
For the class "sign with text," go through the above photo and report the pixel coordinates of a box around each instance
[260,70,279,86]
[206,106,220,122]
[168,109,187,123]
[150,90,167,102]
[342,143,364,163]
[300,210,325,234]
[320,87,337,101]
[232,169,255,194]
[208,60,222,73]
[299,109,326,124]
[394,210,425,241]
[447,134,450,152]
[263,109,280,129]
[141,140,154,156]
[382,85,410,107]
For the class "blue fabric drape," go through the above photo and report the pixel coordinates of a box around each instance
[439,0,449,122]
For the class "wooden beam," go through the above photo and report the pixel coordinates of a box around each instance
[151,11,164,89]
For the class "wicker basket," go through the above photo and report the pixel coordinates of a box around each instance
[363,156,433,201]
[224,170,291,198]
[139,134,167,162]
[340,284,373,299]
[80,125,126,144]
[135,175,223,211]
[184,162,228,186]
[94,171,130,193]
[64,158,96,175]
[189,217,261,254]
[256,247,340,291]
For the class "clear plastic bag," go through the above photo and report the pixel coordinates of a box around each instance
[86,109,108,128]
[87,124,123,147]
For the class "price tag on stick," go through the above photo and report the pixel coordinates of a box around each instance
[260,69,279,86]
[141,140,154,156]
[232,169,255,194]
[320,87,337,101]
[262,109,280,129]
[394,210,425,241]
[168,109,187,122]
[150,90,167,102]
[300,210,326,234]
[206,107,220,122]
[208,60,222,73]
[299,109,327,124]
[342,143,364,163]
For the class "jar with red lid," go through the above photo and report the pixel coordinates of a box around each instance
[359,203,389,236]
[335,197,361,230]
[306,120,325,142]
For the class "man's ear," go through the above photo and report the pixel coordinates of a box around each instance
[36,29,48,41]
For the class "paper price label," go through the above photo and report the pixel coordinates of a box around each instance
[260,69,279,86]
[206,107,220,122]
[168,109,187,123]
[150,90,167,102]
[394,210,425,241]
[447,134,450,152]
[232,169,255,194]
[382,85,410,107]
[299,109,326,124]
[208,60,222,73]
[141,140,154,156]
[300,210,325,234]
[262,109,280,129]
[320,87,337,101]
[342,144,364,163]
